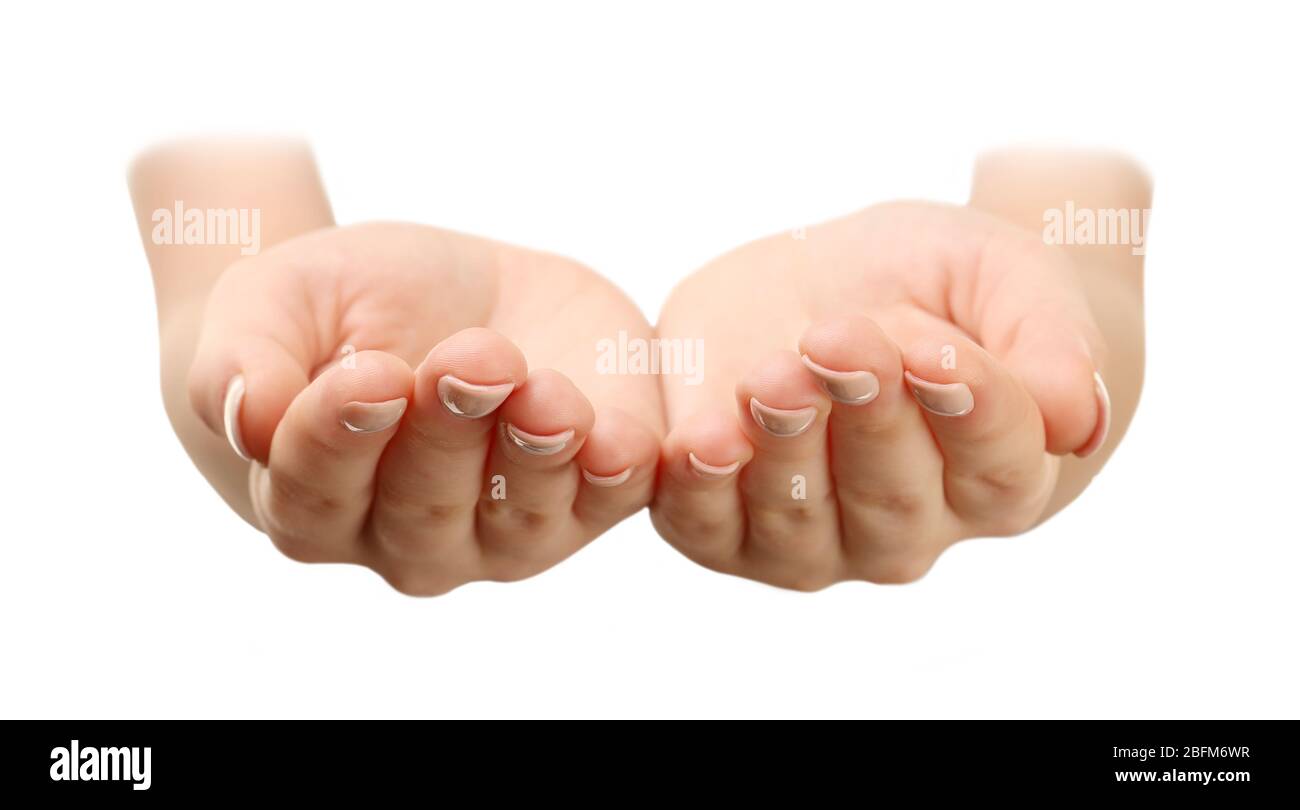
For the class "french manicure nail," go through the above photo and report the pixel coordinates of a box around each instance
[688,452,741,479]
[800,354,880,405]
[904,371,975,417]
[504,424,575,456]
[341,397,408,434]
[223,374,252,462]
[1074,372,1112,458]
[437,375,514,418]
[749,397,818,437]
[582,466,635,487]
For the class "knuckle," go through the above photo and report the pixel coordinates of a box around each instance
[371,522,452,560]
[475,501,568,564]
[650,510,742,569]
[951,464,1053,535]
[839,484,934,521]
[371,477,426,513]
[845,527,921,558]
[264,472,345,520]
[297,427,350,463]
[970,462,1045,500]
[747,494,834,528]
[478,498,561,535]
[745,519,827,558]
[373,478,473,529]
[653,507,732,544]
[424,503,470,524]
[746,508,818,539]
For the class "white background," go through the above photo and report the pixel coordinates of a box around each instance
[1,1,1296,718]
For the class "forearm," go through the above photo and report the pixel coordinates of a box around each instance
[129,138,334,524]
[968,149,1150,517]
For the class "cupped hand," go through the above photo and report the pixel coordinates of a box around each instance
[652,202,1111,590]
[189,222,663,595]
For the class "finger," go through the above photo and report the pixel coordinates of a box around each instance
[968,149,1149,457]
[892,313,1058,533]
[950,210,1109,455]
[477,368,595,573]
[187,251,325,463]
[369,327,527,564]
[572,407,660,530]
[254,350,413,563]
[798,313,949,581]
[650,410,754,572]
[733,350,840,587]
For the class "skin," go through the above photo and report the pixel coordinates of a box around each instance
[131,140,663,595]
[652,150,1149,590]
[132,141,1146,595]
[130,138,336,523]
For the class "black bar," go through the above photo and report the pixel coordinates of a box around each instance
[0,720,1286,798]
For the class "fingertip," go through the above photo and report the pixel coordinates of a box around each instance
[499,367,596,441]
[415,327,529,422]
[190,341,311,463]
[799,314,902,391]
[738,351,827,407]
[1018,353,1101,455]
[576,408,659,480]
[188,303,325,462]
[1072,372,1111,458]
[314,350,416,431]
[239,364,313,463]
[662,410,753,483]
[221,375,251,461]
[573,409,660,525]
[735,351,830,440]
[419,327,528,386]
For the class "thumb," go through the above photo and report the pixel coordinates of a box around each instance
[187,243,330,463]
[954,211,1108,456]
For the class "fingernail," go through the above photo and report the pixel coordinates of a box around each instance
[341,397,408,434]
[504,424,575,456]
[800,354,880,405]
[582,466,635,487]
[749,397,818,437]
[437,375,514,419]
[904,371,975,417]
[223,374,252,462]
[1074,372,1112,458]
[688,452,740,479]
